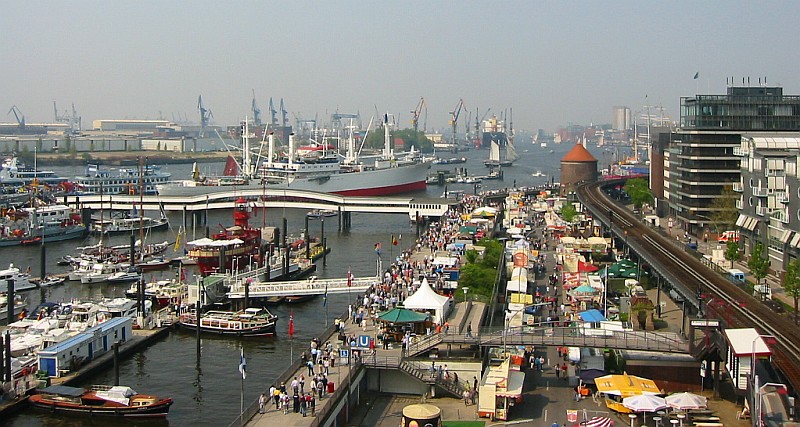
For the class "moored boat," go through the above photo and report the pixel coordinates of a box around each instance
[178,307,277,336]
[0,263,36,292]
[29,384,173,418]
[0,204,86,247]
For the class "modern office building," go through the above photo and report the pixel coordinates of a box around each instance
[653,85,800,275]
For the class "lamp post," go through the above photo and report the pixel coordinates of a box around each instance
[624,229,629,258]
[463,287,469,304]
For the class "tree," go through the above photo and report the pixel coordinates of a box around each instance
[559,203,579,223]
[623,178,653,210]
[630,297,654,330]
[782,258,800,324]
[748,242,770,299]
[724,241,741,268]
[709,186,739,233]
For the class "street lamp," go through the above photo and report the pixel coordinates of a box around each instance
[463,287,469,304]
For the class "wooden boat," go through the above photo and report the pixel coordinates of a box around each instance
[29,384,173,418]
[284,295,317,304]
[37,275,66,287]
[178,307,277,336]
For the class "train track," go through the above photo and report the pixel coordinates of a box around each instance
[577,180,800,390]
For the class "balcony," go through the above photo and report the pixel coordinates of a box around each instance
[756,206,770,216]
[732,182,743,192]
[776,191,789,204]
[736,199,744,210]
[773,209,790,224]
[753,187,769,197]
[733,147,748,156]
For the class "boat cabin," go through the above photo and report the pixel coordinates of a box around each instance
[38,317,133,377]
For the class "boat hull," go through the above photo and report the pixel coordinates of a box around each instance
[28,395,173,418]
[157,161,430,197]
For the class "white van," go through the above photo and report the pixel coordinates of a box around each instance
[728,269,746,283]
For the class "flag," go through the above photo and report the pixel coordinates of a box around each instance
[288,312,295,338]
[374,242,382,255]
[323,284,328,307]
[392,235,398,246]
[238,347,247,380]
[693,72,699,80]
[174,227,182,252]
[347,267,353,287]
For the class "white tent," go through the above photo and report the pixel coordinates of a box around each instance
[403,278,451,324]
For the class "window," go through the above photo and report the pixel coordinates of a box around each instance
[749,197,754,207]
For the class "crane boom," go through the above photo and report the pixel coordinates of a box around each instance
[410,97,426,134]
[7,105,25,129]
[449,99,465,147]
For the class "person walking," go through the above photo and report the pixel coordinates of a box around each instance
[300,393,307,417]
[465,323,472,338]
[463,389,470,406]
[555,364,560,379]
[272,386,280,409]
[560,363,568,380]
[308,393,316,416]
[259,393,267,414]
[293,392,300,413]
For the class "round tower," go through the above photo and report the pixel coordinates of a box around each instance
[560,143,598,194]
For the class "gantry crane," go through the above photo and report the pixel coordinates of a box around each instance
[280,98,288,128]
[268,98,278,129]
[449,99,465,147]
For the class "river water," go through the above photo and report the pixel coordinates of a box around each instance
[5,142,614,426]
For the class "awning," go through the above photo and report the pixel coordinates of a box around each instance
[791,233,800,248]
[742,216,759,231]
[780,230,792,244]
[495,371,525,398]
[736,214,748,227]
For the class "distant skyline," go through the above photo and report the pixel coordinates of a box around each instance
[2,1,799,133]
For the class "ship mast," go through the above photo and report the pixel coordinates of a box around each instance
[383,113,392,158]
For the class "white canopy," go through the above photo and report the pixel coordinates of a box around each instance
[403,278,450,324]
[188,238,244,247]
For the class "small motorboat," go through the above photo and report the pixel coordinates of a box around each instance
[306,209,338,218]
[29,384,173,418]
[56,255,77,266]
[137,257,171,272]
[107,270,142,284]
[37,275,66,288]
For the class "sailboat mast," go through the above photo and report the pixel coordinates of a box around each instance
[138,156,144,264]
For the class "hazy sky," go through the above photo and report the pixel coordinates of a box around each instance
[2,1,799,133]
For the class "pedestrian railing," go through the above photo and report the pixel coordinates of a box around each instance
[362,356,464,398]
[405,333,444,357]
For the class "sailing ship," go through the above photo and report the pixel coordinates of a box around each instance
[91,209,169,234]
[157,116,430,197]
[187,198,263,276]
[29,385,173,418]
[482,114,518,167]
[178,307,278,336]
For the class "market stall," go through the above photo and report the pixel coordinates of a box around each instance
[477,359,525,421]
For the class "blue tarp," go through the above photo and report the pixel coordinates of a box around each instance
[578,309,606,322]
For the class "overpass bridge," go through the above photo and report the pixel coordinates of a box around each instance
[406,325,689,356]
[65,188,453,222]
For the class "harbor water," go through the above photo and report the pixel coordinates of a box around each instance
[5,142,611,426]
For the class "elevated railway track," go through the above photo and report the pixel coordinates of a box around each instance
[577,180,800,391]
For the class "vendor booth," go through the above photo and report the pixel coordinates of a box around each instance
[478,359,525,421]
[402,279,451,324]
[377,308,429,342]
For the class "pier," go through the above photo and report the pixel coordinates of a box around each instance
[227,276,378,299]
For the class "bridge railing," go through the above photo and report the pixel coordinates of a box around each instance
[227,277,378,296]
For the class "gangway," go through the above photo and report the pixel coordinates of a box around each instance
[227,276,377,299]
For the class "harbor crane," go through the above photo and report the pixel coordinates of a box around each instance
[197,96,213,137]
[53,102,82,134]
[7,105,25,130]
[449,99,465,147]
[280,98,288,128]
[331,112,360,132]
[269,98,278,128]
[251,90,261,126]
[410,97,427,134]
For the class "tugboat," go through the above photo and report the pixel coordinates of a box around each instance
[29,384,173,418]
[178,307,278,337]
[187,198,263,276]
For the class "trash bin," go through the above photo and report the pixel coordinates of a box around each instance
[327,382,335,394]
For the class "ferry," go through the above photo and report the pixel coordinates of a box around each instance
[0,204,86,246]
[29,384,173,418]
[73,163,171,195]
[178,307,278,336]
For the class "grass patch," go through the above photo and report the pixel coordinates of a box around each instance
[443,422,486,427]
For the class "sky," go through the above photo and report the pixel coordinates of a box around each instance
[2,1,800,133]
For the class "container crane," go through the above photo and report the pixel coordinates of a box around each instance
[7,105,25,131]
[449,99,465,147]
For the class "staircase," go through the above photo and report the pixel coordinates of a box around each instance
[399,360,466,398]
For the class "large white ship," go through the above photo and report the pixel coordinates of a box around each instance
[157,116,430,197]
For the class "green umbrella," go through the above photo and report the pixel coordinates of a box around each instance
[378,307,429,323]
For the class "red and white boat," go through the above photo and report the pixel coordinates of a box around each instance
[29,384,173,418]
[187,198,262,276]
[156,116,430,197]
